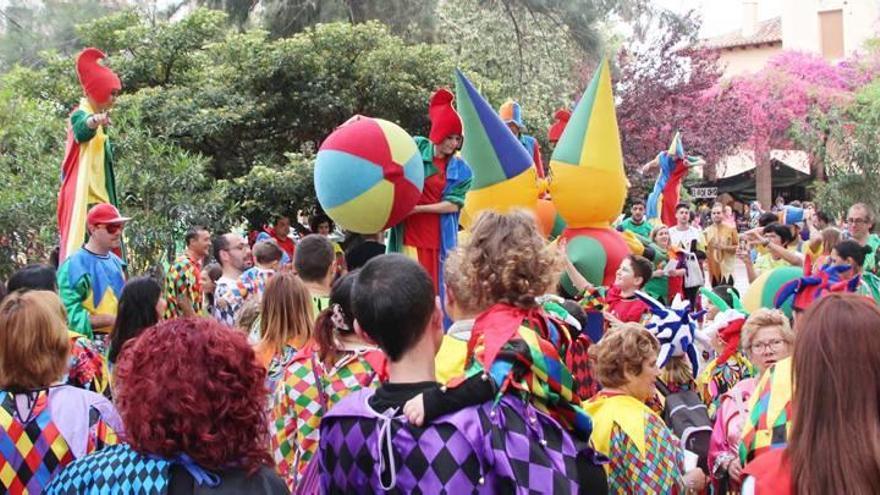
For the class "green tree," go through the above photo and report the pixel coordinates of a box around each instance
[0,9,469,275]
[0,0,112,70]
[811,80,880,217]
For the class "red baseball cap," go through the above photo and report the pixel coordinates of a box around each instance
[86,203,131,226]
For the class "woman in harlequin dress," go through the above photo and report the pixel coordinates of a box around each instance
[708,309,792,493]
[254,272,314,394]
[584,324,708,494]
[270,271,384,492]
[0,291,122,494]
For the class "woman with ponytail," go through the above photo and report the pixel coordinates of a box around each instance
[829,239,880,304]
[270,270,386,492]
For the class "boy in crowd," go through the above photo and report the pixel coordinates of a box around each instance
[237,240,282,302]
[294,234,336,314]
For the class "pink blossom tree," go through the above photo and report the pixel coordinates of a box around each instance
[724,51,859,205]
[614,24,748,202]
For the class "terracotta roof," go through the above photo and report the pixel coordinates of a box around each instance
[702,17,782,50]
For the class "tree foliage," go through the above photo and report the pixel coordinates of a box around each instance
[614,16,746,201]
[0,9,467,276]
[0,0,112,70]
[809,69,880,216]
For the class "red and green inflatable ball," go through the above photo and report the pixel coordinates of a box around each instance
[315,116,424,234]
[559,227,630,297]
[743,265,802,318]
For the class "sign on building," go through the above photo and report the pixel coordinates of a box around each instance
[691,187,718,199]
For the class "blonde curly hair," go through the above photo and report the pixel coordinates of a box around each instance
[444,210,562,310]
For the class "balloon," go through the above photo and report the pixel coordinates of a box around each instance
[315,117,423,234]
[742,266,803,318]
[559,227,629,296]
[549,59,626,229]
[535,198,566,239]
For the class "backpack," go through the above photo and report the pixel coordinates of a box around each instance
[656,380,712,473]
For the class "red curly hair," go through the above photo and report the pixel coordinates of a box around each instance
[114,317,272,473]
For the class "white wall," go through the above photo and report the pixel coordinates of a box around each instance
[782,0,879,57]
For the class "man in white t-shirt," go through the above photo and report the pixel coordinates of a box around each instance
[669,203,705,307]
[212,233,252,326]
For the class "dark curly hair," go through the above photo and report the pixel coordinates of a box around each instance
[114,318,273,473]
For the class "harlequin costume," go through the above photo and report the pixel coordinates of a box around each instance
[387,89,472,295]
[163,252,203,318]
[67,331,112,399]
[237,266,275,302]
[421,303,593,443]
[645,132,702,227]
[583,391,685,494]
[318,388,590,493]
[773,258,863,314]
[738,357,792,465]
[0,385,121,493]
[271,341,385,490]
[695,288,756,419]
[57,203,128,339]
[44,443,288,494]
[58,48,123,262]
[499,99,544,178]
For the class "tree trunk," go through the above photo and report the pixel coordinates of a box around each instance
[755,147,772,207]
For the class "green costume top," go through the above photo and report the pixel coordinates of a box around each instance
[619,216,653,239]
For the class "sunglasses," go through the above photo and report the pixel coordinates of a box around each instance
[99,223,124,234]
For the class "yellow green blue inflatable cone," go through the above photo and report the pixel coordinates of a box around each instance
[551,59,630,289]
[454,69,540,228]
[549,58,627,229]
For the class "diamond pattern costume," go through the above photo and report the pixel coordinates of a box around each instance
[696,353,756,420]
[739,357,792,465]
[447,303,593,442]
[237,267,275,303]
[163,254,203,319]
[271,343,384,490]
[584,391,685,495]
[319,388,587,493]
[45,443,171,494]
[46,443,289,494]
[0,386,121,493]
[66,331,111,399]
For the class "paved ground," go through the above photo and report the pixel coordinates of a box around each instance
[731,260,751,295]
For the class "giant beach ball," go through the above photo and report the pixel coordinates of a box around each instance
[315,116,424,234]
[742,265,802,318]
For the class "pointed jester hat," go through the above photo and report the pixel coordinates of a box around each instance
[76,48,121,106]
[635,291,704,377]
[774,258,861,313]
[455,69,540,225]
[699,287,748,363]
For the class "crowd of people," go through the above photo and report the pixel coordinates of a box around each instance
[1,195,879,494]
[4,47,879,494]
